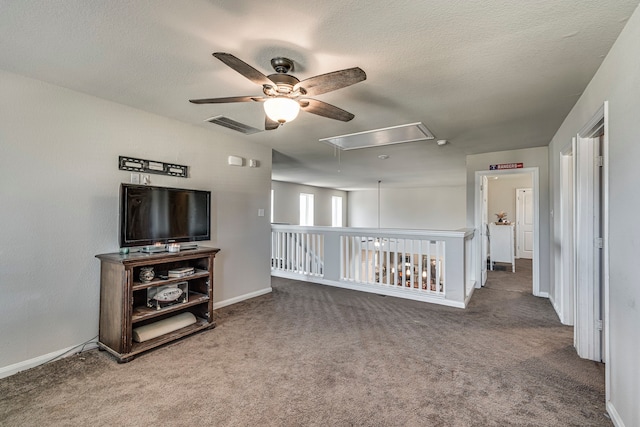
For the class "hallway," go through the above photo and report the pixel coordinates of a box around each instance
[485,258,533,293]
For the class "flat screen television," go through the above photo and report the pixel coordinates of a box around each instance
[119,183,211,248]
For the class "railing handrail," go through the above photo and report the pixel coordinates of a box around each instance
[271,224,475,240]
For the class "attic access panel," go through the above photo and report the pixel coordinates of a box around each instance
[319,122,434,150]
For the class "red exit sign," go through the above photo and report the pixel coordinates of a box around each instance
[489,162,523,170]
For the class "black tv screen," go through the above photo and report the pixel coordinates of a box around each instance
[119,184,211,247]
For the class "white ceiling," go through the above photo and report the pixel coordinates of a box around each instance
[2,0,638,190]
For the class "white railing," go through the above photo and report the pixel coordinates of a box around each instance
[341,236,445,297]
[271,229,324,277]
[271,225,476,308]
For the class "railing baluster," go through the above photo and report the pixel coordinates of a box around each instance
[418,240,424,291]
[308,233,311,274]
[291,232,295,272]
[355,236,361,282]
[385,239,390,285]
[394,240,399,287]
[436,241,442,293]
[313,233,317,275]
[280,232,284,271]
[343,236,347,280]
[271,226,471,307]
[289,232,293,272]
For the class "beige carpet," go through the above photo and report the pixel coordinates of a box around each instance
[0,260,609,426]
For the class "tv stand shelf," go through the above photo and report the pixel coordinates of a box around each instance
[131,269,210,291]
[96,247,220,363]
[132,292,209,323]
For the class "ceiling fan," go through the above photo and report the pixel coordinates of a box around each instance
[189,52,366,130]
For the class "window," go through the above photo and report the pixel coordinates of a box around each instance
[332,196,343,227]
[299,193,314,226]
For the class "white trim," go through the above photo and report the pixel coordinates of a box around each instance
[464,284,476,306]
[480,175,489,286]
[537,291,550,298]
[606,401,625,427]
[574,134,600,360]
[550,293,560,317]
[574,102,608,364]
[556,140,575,326]
[0,288,274,379]
[475,168,540,296]
[602,102,611,401]
[0,342,98,379]
[578,104,606,136]
[213,287,273,310]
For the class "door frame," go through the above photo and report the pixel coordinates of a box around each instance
[480,175,489,286]
[574,102,609,366]
[474,167,540,296]
[556,140,575,326]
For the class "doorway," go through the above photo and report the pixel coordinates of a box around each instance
[475,168,540,295]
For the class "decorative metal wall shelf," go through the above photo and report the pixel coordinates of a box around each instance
[119,156,188,178]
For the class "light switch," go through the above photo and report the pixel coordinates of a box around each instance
[258,209,265,217]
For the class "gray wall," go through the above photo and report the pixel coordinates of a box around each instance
[271,181,347,226]
[0,70,273,372]
[466,147,549,295]
[487,173,532,225]
[348,185,466,230]
[548,4,640,425]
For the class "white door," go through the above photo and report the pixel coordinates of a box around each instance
[575,133,603,362]
[516,188,534,259]
[481,176,489,286]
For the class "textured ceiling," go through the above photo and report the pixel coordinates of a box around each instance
[1,0,638,190]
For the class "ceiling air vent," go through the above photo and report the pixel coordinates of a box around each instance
[206,116,261,135]
[320,122,434,150]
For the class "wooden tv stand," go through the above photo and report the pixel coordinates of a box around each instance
[96,247,220,362]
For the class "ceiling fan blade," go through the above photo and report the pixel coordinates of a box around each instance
[213,52,275,87]
[189,96,263,104]
[299,99,355,122]
[265,116,280,130]
[294,67,366,97]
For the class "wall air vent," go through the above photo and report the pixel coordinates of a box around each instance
[206,116,262,135]
[319,122,435,150]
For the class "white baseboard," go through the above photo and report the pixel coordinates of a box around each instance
[213,287,272,310]
[536,291,550,298]
[464,284,476,308]
[607,401,625,427]
[0,287,271,380]
[0,342,98,380]
[0,288,273,380]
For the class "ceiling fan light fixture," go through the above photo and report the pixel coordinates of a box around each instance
[264,97,300,124]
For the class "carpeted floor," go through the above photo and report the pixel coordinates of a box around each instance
[0,259,609,426]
